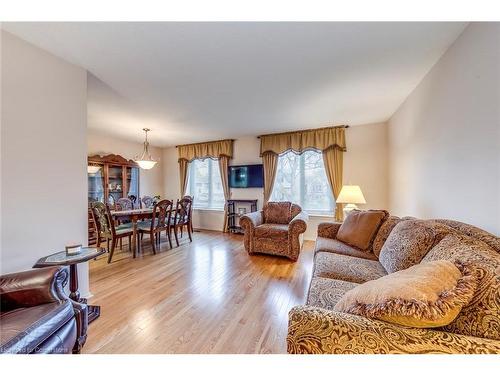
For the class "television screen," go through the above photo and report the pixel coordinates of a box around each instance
[229,164,264,188]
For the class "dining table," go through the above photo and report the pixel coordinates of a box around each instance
[110,207,176,258]
[110,208,155,258]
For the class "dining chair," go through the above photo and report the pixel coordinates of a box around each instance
[182,195,194,234]
[172,197,193,246]
[137,199,174,253]
[90,202,134,263]
[117,197,133,211]
[141,195,154,209]
[128,195,138,208]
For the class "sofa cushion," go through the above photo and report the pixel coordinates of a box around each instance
[263,201,292,225]
[422,233,500,340]
[307,277,359,310]
[0,300,74,354]
[379,220,451,273]
[314,252,387,284]
[334,260,477,328]
[372,216,402,258]
[315,237,378,260]
[254,223,289,240]
[337,209,388,251]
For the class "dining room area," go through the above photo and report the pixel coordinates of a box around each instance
[87,151,194,264]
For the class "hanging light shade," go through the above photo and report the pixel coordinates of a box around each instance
[135,128,157,170]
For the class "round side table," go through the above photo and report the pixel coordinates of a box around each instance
[33,247,106,323]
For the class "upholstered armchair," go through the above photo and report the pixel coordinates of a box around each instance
[240,201,308,261]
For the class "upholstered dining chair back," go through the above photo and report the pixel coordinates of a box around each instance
[142,195,154,209]
[116,197,133,211]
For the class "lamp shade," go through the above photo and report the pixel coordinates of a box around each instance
[336,185,366,204]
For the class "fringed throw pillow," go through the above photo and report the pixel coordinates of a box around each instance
[333,260,477,328]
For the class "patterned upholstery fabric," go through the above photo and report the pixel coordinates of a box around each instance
[288,214,500,354]
[317,222,342,239]
[240,203,308,261]
[287,306,500,354]
[422,233,500,341]
[372,216,401,258]
[263,201,292,224]
[314,237,378,260]
[432,219,500,253]
[307,278,359,310]
[379,220,451,273]
[254,224,289,240]
[313,252,387,283]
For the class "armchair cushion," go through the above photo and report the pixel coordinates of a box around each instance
[337,209,388,251]
[254,223,289,239]
[334,260,477,328]
[263,201,292,224]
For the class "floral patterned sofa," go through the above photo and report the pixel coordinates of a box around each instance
[287,214,500,354]
[240,201,308,261]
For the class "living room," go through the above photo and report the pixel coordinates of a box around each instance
[1,0,499,372]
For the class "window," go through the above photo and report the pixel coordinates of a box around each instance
[187,158,225,210]
[269,150,334,214]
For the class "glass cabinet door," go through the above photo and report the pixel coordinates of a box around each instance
[87,164,105,203]
[126,167,139,203]
[107,165,124,207]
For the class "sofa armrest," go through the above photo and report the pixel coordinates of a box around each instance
[0,266,69,312]
[317,222,342,239]
[289,211,309,235]
[240,210,264,231]
[287,305,500,354]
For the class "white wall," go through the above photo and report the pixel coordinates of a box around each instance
[388,23,500,235]
[87,129,163,197]
[1,31,90,294]
[162,123,389,239]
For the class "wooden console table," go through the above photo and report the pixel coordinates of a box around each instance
[227,199,258,234]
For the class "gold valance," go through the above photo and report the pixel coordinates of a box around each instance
[177,139,234,162]
[259,126,347,156]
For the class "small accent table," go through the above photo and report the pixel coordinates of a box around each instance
[33,247,106,324]
[227,199,258,234]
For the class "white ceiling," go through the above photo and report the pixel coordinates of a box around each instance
[3,22,467,147]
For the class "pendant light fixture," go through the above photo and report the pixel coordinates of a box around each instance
[135,128,157,170]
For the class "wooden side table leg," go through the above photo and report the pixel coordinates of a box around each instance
[69,264,80,301]
[132,216,138,258]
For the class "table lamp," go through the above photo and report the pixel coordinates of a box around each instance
[336,185,366,217]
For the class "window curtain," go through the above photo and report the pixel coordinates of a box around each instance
[259,126,347,215]
[179,159,189,196]
[322,147,344,221]
[218,156,231,232]
[262,152,278,203]
[177,139,234,230]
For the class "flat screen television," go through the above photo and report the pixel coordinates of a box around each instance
[229,164,264,188]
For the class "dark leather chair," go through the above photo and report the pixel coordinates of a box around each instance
[0,266,88,354]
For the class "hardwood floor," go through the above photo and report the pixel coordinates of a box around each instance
[84,230,314,354]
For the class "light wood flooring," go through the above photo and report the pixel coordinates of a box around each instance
[84,230,314,354]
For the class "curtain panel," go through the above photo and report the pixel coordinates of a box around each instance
[218,156,231,232]
[259,126,347,218]
[177,139,233,162]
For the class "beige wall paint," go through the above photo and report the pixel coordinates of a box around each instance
[388,23,500,234]
[1,32,89,294]
[88,129,163,197]
[162,123,389,239]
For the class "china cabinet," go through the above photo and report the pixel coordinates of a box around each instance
[87,154,140,245]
